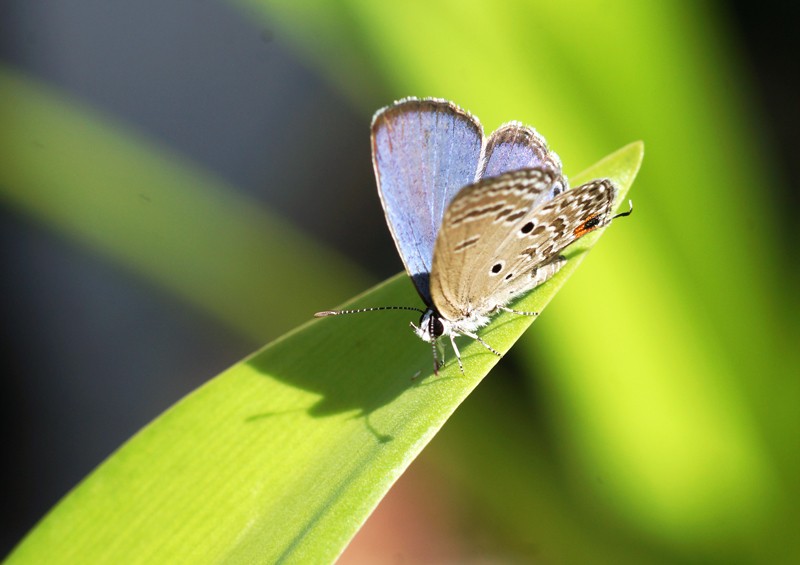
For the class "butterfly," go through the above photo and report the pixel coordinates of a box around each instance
[316,97,631,374]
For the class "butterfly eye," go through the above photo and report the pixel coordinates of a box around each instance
[431,315,445,338]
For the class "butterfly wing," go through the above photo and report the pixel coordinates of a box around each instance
[430,169,617,323]
[480,122,568,203]
[372,98,484,305]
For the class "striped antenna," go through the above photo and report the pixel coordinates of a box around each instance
[613,199,633,220]
[314,306,425,317]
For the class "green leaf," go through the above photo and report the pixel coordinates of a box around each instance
[6,142,642,564]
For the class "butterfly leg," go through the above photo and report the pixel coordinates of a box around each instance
[432,338,449,375]
[432,339,441,375]
[448,333,465,374]
[500,306,539,317]
[459,331,502,357]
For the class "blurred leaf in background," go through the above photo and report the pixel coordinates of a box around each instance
[2,0,799,563]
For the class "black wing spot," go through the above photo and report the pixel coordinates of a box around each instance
[491,263,503,274]
[584,216,601,230]
[521,221,535,234]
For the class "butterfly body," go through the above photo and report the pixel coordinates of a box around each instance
[317,97,627,373]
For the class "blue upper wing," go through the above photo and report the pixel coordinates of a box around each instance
[372,98,484,305]
[479,121,567,206]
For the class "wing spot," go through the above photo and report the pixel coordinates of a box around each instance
[495,207,513,220]
[506,210,526,222]
[551,217,567,232]
[454,236,480,252]
[521,221,535,234]
[490,262,504,275]
[573,214,602,237]
[453,203,505,224]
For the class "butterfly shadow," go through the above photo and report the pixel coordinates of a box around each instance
[244,276,451,441]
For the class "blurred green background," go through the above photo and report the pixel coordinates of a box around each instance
[1,1,798,563]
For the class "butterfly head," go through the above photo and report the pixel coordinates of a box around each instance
[411,308,449,344]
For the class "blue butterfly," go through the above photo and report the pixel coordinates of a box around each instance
[317,98,630,373]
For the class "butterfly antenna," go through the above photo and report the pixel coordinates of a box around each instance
[612,199,633,220]
[314,305,425,317]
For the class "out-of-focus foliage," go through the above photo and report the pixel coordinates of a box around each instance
[0,68,367,342]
